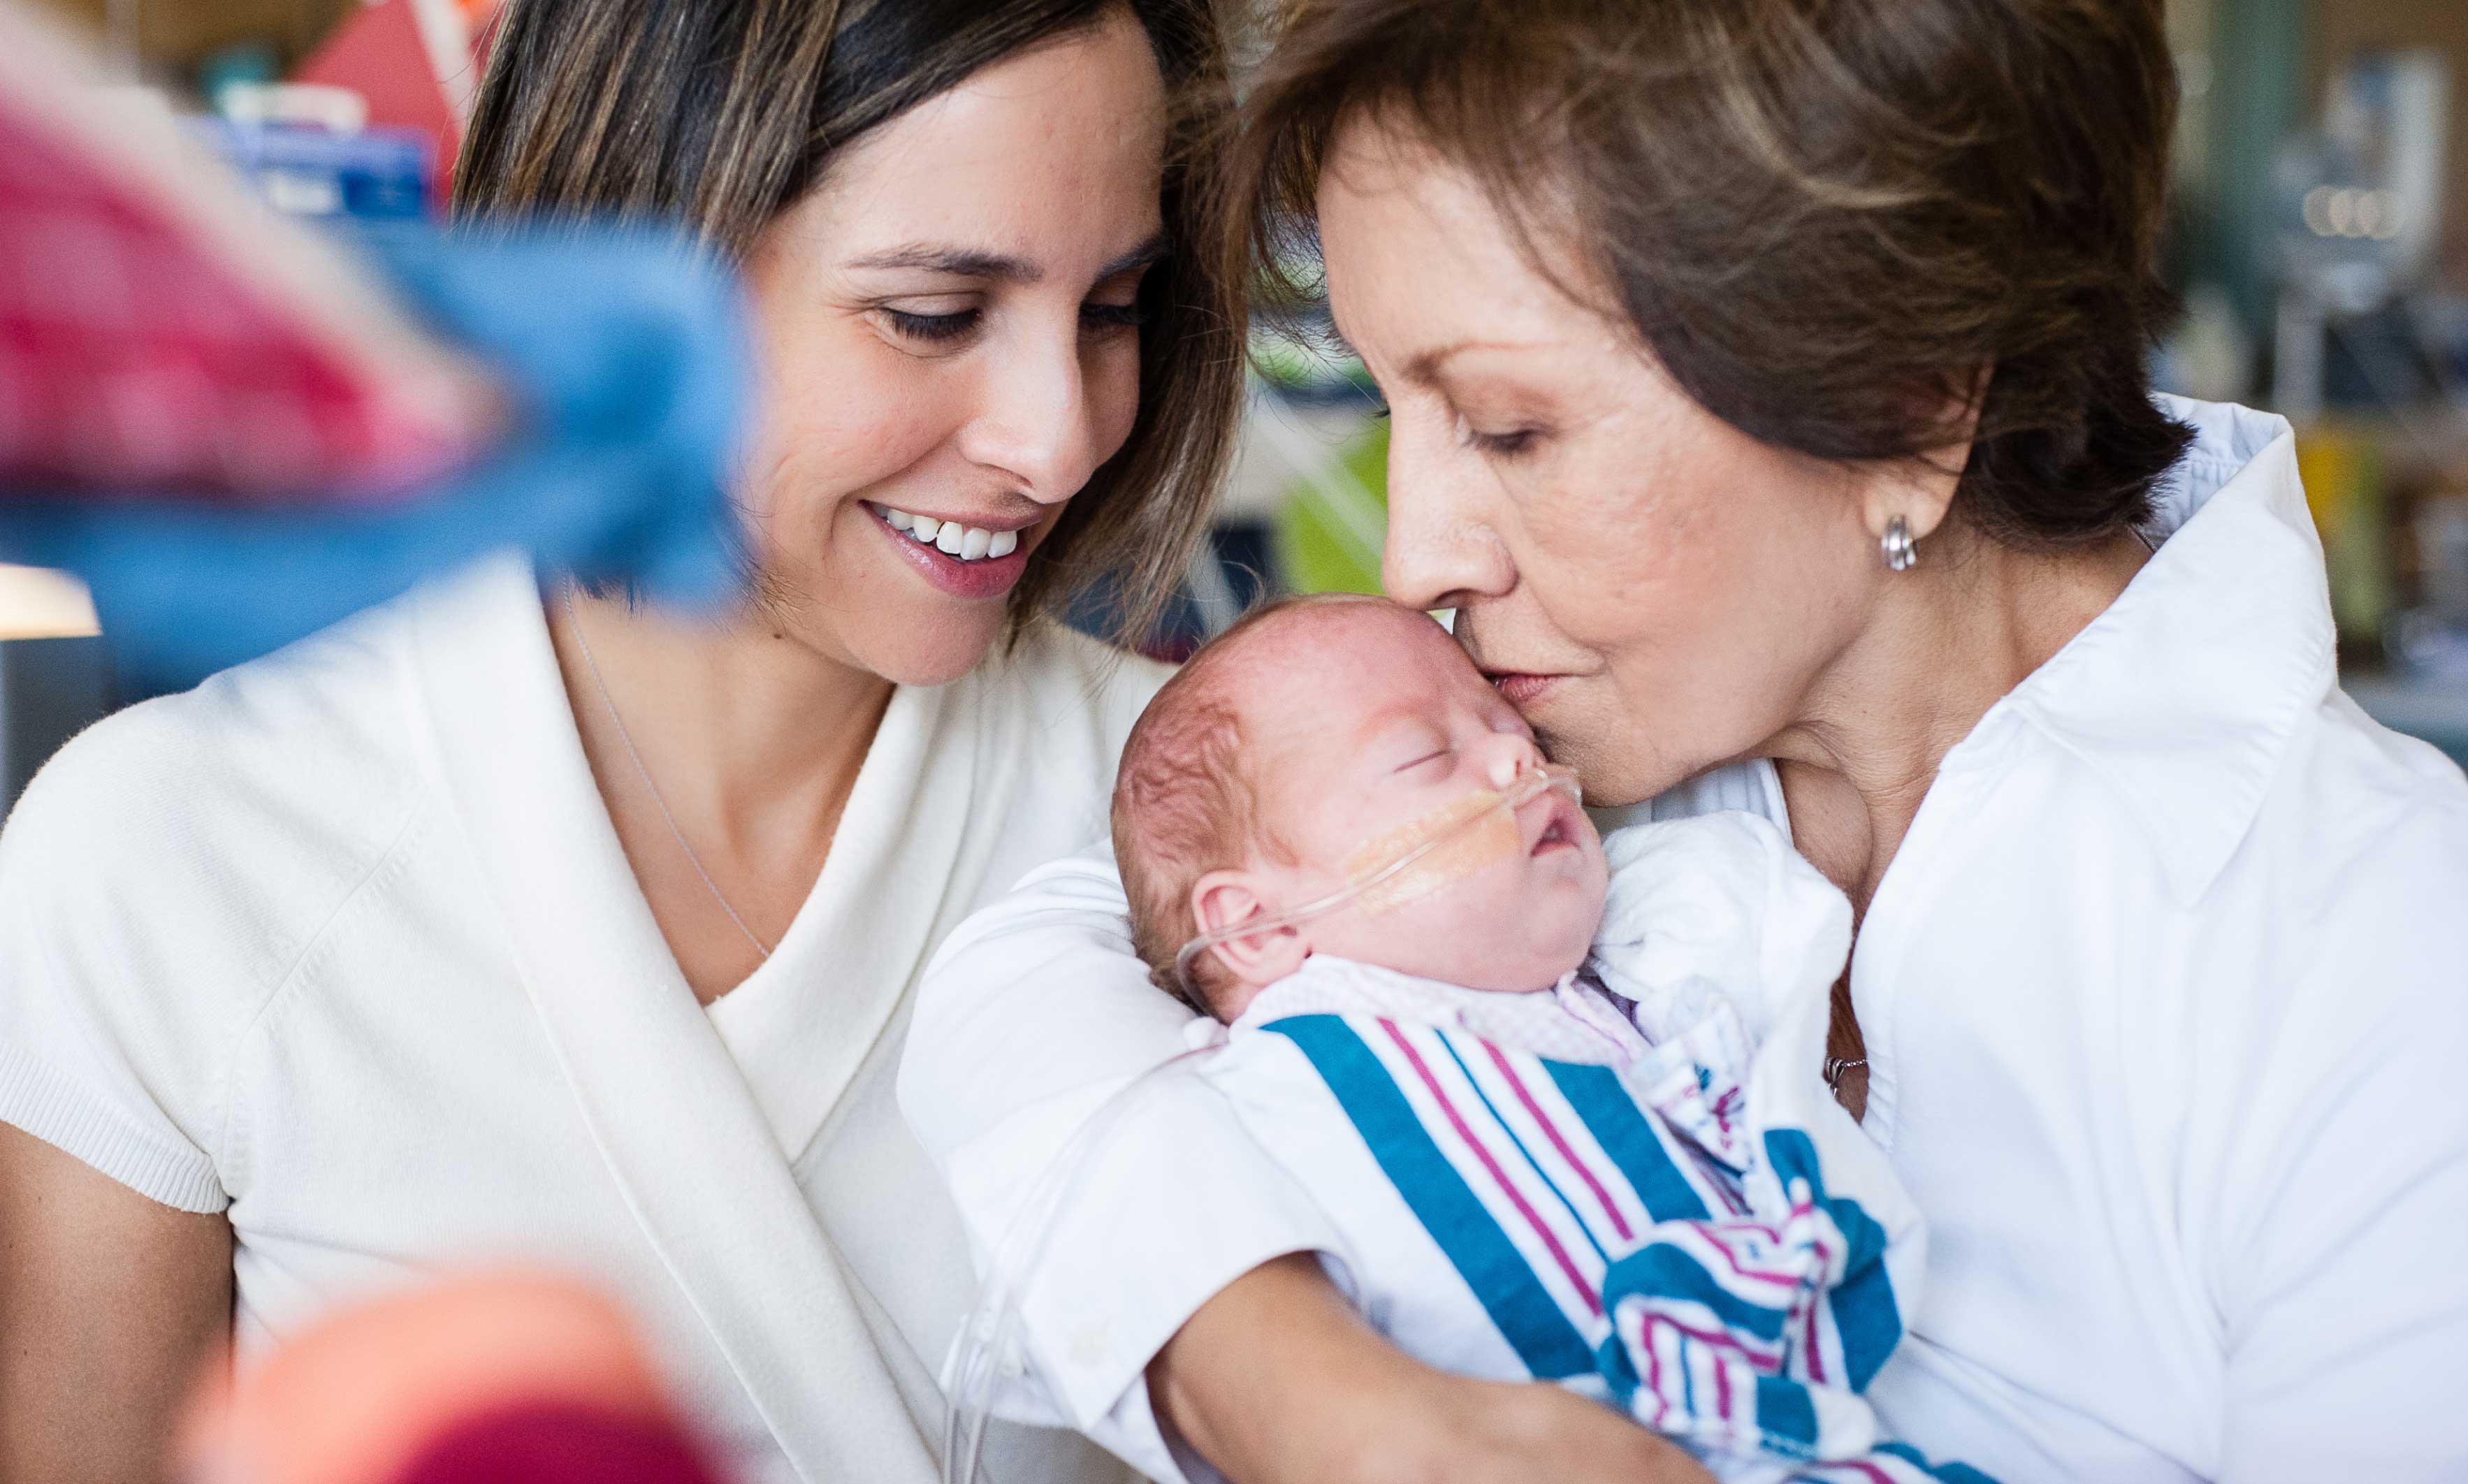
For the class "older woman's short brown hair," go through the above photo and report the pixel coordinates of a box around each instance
[455,0,1242,644]
[1230,0,2195,547]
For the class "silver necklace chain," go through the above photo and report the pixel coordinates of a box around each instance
[562,585,774,961]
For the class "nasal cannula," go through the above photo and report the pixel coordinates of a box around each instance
[1173,762,1581,999]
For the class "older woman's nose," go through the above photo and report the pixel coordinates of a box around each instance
[1379,418,1515,610]
[959,340,1101,505]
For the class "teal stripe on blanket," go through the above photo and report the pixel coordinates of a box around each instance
[1600,1242,1792,1342]
[1434,1031,1613,1263]
[1544,1061,1713,1221]
[1765,1128,1900,1390]
[1265,1014,1595,1378]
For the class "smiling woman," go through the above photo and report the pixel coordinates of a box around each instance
[0,3,1241,1483]
[459,0,1236,683]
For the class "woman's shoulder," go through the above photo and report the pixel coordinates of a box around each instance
[2180,696,2468,1364]
[2207,688,2468,1035]
[2270,688,2468,894]
[0,602,442,1209]
[1,597,433,967]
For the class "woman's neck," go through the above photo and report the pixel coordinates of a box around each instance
[549,588,895,1001]
[1766,522,2150,912]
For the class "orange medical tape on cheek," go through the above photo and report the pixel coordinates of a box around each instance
[1342,787,1523,917]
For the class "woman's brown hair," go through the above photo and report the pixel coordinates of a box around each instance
[454,0,1241,644]
[1229,0,2195,548]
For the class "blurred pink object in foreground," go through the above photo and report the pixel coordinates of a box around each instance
[0,3,495,501]
[179,1272,727,1484]
[391,1405,721,1484]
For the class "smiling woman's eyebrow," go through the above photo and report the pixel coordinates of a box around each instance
[1098,233,1170,280]
[845,233,1168,286]
[846,244,1043,282]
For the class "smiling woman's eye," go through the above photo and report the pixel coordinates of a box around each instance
[1081,300,1148,336]
[883,307,980,344]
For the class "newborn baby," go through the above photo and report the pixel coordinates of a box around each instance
[1101,595,1987,1484]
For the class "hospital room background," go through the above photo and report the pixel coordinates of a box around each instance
[5,0,2468,801]
[0,0,2463,1479]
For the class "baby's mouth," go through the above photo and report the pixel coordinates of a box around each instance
[1525,792,1581,857]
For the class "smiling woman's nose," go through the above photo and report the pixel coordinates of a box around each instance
[1380,421,1514,610]
[961,343,1101,504]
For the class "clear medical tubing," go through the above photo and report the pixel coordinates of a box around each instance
[941,1046,1214,1484]
[1173,764,1581,1000]
[942,764,1583,1484]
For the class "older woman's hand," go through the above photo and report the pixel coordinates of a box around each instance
[1151,1255,1712,1484]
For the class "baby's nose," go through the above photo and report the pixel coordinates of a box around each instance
[1477,732,1541,790]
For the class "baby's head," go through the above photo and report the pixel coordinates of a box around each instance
[1112,595,1609,1021]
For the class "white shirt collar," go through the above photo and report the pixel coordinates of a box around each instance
[1952,397,2337,903]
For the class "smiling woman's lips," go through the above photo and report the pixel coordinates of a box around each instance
[869,502,1031,600]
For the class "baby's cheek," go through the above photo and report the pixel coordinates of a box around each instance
[1469,874,1601,989]
[1435,889,1575,991]
[1344,790,1525,915]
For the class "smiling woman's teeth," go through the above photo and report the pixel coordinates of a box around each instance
[874,504,1019,561]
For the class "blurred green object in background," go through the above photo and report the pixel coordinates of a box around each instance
[1272,414,1388,597]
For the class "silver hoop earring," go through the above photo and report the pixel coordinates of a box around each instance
[1881,515,1918,572]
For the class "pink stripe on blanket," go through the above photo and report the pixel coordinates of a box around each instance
[1379,1019,1601,1314]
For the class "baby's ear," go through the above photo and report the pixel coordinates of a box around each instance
[1189,870,1310,989]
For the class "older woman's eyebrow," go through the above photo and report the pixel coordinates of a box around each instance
[1403,339,1555,384]
[845,233,1168,285]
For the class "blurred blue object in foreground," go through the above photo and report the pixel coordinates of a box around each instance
[0,222,749,691]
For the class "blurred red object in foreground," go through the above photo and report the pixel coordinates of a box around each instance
[179,1272,727,1484]
[0,3,495,501]
[393,1405,723,1484]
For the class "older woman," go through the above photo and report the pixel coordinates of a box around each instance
[0,2,1238,1482]
[901,1,2468,1481]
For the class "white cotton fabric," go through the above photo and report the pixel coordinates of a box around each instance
[901,395,2468,1484]
[0,553,1161,1484]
